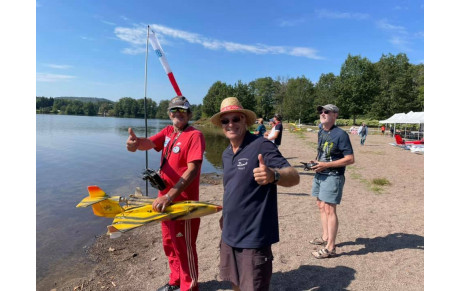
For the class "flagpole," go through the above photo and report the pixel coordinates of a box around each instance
[143,25,150,196]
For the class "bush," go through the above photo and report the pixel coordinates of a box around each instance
[314,118,381,127]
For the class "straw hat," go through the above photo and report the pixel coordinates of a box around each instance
[210,97,257,127]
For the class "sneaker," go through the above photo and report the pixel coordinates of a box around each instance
[157,283,180,291]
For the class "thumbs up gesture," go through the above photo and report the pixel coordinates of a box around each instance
[126,128,139,152]
[253,154,275,185]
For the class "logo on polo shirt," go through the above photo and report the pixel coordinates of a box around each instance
[237,158,248,170]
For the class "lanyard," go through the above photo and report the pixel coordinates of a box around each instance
[160,124,188,170]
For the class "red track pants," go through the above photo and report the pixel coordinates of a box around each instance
[161,218,200,291]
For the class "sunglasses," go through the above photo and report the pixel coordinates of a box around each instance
[170,108,188,113]
[220,116,242,125]
[318,110,331,115]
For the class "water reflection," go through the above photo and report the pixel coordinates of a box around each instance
[36,115,227,281]
[199,126,229,169]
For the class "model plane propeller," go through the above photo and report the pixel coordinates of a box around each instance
[77,185,222,238]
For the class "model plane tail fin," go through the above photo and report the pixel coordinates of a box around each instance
[107,225,123,239]
[76,186,123,218]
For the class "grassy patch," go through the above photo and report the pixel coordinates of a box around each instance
[348,168,391,194]
[370,185,385,194]
[372,178,391,186]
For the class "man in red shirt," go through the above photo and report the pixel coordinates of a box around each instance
[126,96,205,291]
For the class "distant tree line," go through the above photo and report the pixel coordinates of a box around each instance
[37,53,423,124]
[202,53,423,124]
[36,96,203,120]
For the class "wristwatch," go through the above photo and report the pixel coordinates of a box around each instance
[273,170,280,184]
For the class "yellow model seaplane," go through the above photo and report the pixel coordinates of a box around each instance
[77,185,222,238]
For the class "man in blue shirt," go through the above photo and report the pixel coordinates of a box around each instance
[254,118,266,137]
[210,97,300,291]
[308,104,354,259]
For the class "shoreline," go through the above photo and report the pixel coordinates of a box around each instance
[37,129,424,291]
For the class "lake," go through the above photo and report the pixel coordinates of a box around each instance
[36,114,227,281]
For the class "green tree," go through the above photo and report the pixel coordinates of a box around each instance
[233,80,256,113]
[249,77,277,119]
[202,81,234,117]
[272,77,288,118]
[65,100,84,115]
[411,63,424,111]
[282,76,315,123]
[98,102,114,116]
[155,100,170,119]
[84,102,98,116]
[36,97,54,111]
[370,53,421,119]
[190,104,202,120]
[336,54,379,124]
[314,73,338,107]
[114,97,139,117]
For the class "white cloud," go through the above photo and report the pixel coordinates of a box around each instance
[315,9,369,20]
[389,36,412,52]
[376,19,407,34]
[101,20,116,26]
[376,19,421,52]
[114,23,323,60]
[277,18,306,27]
[37,73,75,82]
[44,64,72,69]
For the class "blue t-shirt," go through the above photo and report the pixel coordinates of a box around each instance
[316,125,353,176]
[256,124,266,137]
[222,131,291,248]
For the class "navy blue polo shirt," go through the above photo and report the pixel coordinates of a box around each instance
[222,132,291,248]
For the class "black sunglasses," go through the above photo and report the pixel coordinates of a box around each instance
[170,108,188,113]
[318,110,330,115]
[220,116,242,125]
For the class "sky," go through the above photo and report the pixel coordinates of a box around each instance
[36,0,424,106]
[3,1,460,288]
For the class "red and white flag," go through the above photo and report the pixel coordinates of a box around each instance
[148,29,182,96]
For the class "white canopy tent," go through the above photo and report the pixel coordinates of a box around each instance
[379,111,424,139]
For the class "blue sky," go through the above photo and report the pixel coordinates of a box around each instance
[36,0,424,106]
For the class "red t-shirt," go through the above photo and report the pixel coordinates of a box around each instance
[149,125,205,201]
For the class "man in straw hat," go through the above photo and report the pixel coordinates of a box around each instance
[126,96,205,291]
[211,97,300,290]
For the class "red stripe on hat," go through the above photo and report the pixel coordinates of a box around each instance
[221,105,243,112]
[167,72,182,96]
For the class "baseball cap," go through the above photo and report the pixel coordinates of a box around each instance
[317,104,339,113]
[168,96,191,110]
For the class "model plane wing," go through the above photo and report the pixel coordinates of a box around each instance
[77,186,223,238]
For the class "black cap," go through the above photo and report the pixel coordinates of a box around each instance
[168,96,191,110]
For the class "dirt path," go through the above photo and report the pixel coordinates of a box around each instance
[37,129,424,291]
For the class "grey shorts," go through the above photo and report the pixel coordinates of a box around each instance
[219,240,273,291]
[311,174,345,204]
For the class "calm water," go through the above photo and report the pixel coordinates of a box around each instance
[36,114,226,281]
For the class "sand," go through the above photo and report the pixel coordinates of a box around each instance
[37,129,424,291]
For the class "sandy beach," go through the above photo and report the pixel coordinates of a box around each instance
[37,128,424,291]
